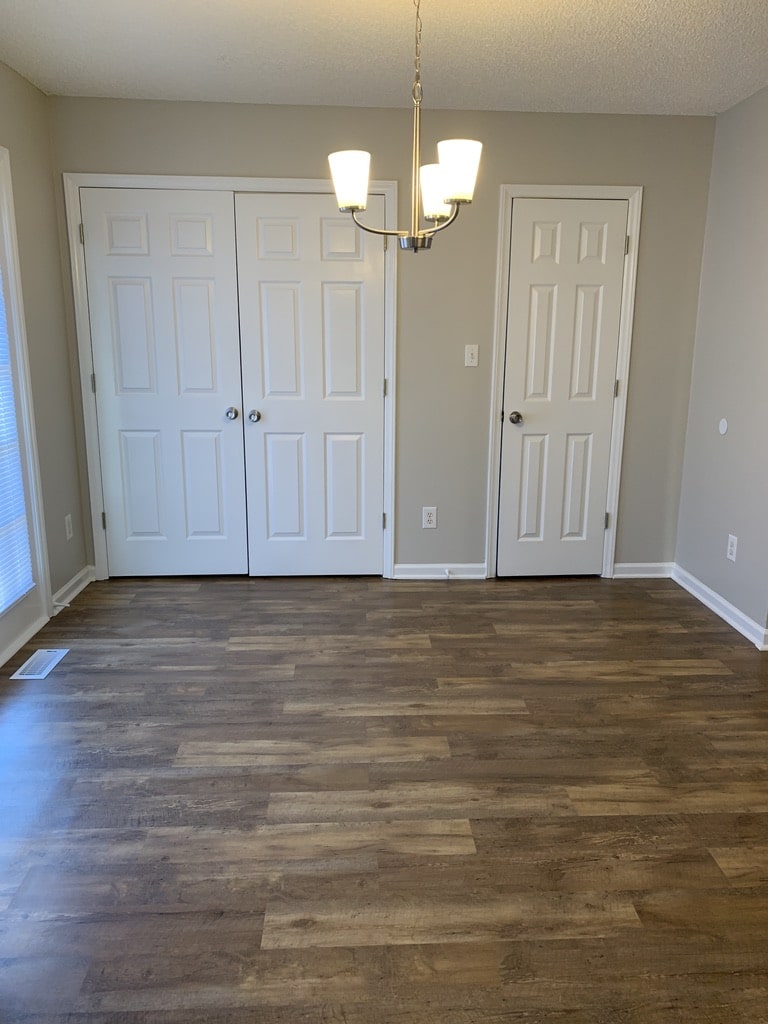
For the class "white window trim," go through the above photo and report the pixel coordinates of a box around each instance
[485,183,643,579]
[0,147,51,666]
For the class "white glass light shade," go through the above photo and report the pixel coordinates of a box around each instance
[420,163,452,221]
[328,150,371,211]
[437,139,483,203]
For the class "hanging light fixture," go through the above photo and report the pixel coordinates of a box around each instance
[328,0,482,253]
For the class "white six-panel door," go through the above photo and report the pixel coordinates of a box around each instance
[81,188,248,575]
[236,193,386,575]
[497,198,628,576]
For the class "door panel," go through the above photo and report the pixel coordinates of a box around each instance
[497,198,628,576]
[81,188,247,575]
[237,193,385,575]
[265,432,306,539]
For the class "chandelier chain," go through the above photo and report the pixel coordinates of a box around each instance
[412,0,423,105]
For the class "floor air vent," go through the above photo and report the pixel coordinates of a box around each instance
[11,648,69,680]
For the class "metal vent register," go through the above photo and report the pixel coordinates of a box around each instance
[10,648,68,679]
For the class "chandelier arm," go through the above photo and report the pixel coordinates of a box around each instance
[350,211,407,238]
[423,203,461,237]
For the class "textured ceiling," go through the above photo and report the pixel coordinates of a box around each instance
[0,0,766,115]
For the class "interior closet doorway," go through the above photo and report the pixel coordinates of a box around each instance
[486,185,643,579]
[66,175,397,579]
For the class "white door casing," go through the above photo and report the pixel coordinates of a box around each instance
[66,176,397,581]
[496,196,630,576]
[236,192,386,575]
[81,188,248,575]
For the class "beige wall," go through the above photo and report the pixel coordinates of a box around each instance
[49,98,714,570]
[0,63,86,593]
[676,87,768,629]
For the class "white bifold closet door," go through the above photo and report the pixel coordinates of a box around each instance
[236,193,386,576]
[81,188,248,575]
[81,187,386,577]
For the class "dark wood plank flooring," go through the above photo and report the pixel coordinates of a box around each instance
[1,576,767,1022]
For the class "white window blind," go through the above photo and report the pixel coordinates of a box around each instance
[0,263,34,615]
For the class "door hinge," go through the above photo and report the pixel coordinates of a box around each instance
[383,378,388,397]
[500,409,504,423]
[91,372,96,393]
[625,234,630,256]
[604,512,610,530]
[101,511,107,530]
[382,512,387,529]
[79,223,85,245]
[384,237,388,252]
[614,378,620,398]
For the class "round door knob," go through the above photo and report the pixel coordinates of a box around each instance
[509,411,523,425]
[225,407,239,420]
[248,410,262,423]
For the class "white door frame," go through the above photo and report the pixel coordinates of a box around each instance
[63,173,398,580]
[485,184,643,579]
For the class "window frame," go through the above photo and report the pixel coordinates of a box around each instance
[0,146,51,666]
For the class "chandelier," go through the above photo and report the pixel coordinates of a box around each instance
[328,0,482,253]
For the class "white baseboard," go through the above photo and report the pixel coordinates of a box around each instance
[393,563,488,580]
[0,613,49,670]
[672,565,768,651]
[612,562,674,579]
[52,564,96,614]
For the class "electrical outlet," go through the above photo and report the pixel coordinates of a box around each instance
[64,514,73,541]
[727,534,737,562]
[422,506,437,529]
[464,344,479,367]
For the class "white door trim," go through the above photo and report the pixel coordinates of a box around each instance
[485,184,643,579]
[63,173,398,580]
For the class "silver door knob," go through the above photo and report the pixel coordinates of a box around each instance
[225,407,239,420]
[248,410,262,423]
[509,411,523,424]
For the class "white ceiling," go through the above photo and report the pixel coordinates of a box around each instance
[0,0,766,116]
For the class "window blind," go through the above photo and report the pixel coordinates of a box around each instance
[0,264,34,615]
